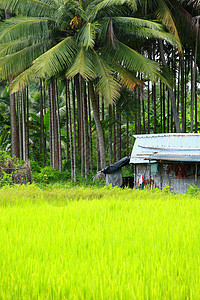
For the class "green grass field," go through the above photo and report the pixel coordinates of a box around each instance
[1,184,200,299]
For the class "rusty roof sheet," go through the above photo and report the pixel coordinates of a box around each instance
[130,133,200,164]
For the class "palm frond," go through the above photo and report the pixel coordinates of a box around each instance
[0,18,50,44]
[86,0,129,21]
[92,50,121,105]
[130,27,180,47]
[0,0,57,17]
[77,22,99,50]
[0,38,31,56]
[156,0,182,51]
[0,41,49,78]
[66,46,96,80]
[114,42,160,81]
[113,16,164,31]
[115,63,142,90]
[10,66,37,92]
[32,36,77,78]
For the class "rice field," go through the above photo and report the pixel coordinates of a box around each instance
[1,184,200,299]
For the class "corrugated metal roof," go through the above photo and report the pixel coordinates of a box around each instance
[130,133,200,164]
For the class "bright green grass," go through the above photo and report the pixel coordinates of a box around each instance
[0,185,200,299]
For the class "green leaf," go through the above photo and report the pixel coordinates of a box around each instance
[66,46,96,80]
[92,50,121,105]
[0,17,49,44]
[32,36,77,78]
[0,0,57,17]
[0,41,49,79]
[77,22,99,50]
[114,42,160,81]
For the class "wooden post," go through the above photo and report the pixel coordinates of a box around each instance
[149,160,151,189]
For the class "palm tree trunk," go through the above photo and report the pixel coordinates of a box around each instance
[163,84,166,133]
[75,75,81,153]
[113,105,116,162]
[48,85,53,167]
[17,91,22,161]
[26,86,29,160]
[83,79,89,179]
[167,90,170,133]
[80,77,84,177]
[126,119,129,156]
[66,79,74,179]
[88,85,93,173]
[72,79,77,181]
[109,104,112,165]
[180,53,185,132]
[147,81,150,133]
[138,86,141,134]
[159,40,181,133]
[116,110,120,161]
[88,80,106,169]
[195,70,198,133]
[153,83,157,134]
[40,79,45,167]
[10,93,19,158]
[21,89,27,161]
[50,81,59,170]
[142,85,146,134]
[160,80,163,133]
[65,82,70,161]
[55,79,62,171]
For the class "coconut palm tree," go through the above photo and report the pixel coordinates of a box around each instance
[0,0,180,168]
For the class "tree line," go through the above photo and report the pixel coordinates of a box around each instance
[0,0,199,180]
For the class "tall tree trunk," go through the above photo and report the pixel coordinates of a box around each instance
[167,90,170,133]
[88,80,106,169]
[160,80,163,133]
[83,79,89,179]
[138,86,141,134]
[10,92,19,158]
[195,70,198,133]
[50,81,59,170]
[153,83,157,134]
[191,57,194,132]
[21,89,26,161]
[116,110,120,161]
[66,79,74,179]
[163,84,166,133]
[159,40,181,132]
[80,77,84,177]
[43,80,46,161]
[126,119,129,156]
[141,85,146,134]
[72,79,77,181]
[87,85,93,173]
[40,79,45,167]
[113,105,116,162]
[55,79,62,171]
[75,75,81,153]
[65,81,70,161]
[147,81,150,134]
[17,91,22,161]
[109,104,112,165]
[180,53,185,132]
[26,86,29,160]
[48,85,53,167]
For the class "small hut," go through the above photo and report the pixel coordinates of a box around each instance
[102,156,130,187]
[130,133,200,193]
